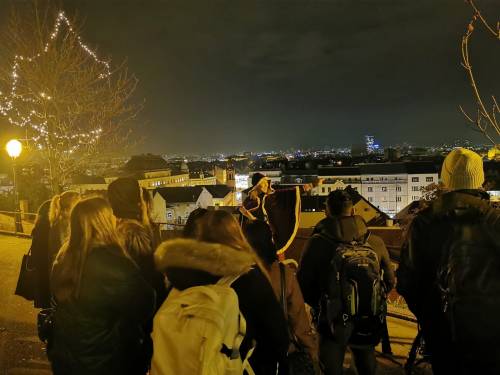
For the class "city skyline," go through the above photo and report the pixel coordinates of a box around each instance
[0,0,498,155]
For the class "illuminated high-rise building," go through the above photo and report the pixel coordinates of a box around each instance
[365,135,375,154]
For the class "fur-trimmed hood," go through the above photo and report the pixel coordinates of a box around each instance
[155,238,255,277]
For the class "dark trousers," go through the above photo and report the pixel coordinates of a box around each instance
[319,324,376,375]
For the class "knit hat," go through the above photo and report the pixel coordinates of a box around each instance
[251,173,266,187]
[441,148,484,190]
[107,177,142,220]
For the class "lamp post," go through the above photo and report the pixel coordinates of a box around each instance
[6,139,23,233]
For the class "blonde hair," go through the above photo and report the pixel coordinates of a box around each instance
[49,191,80,226]
[197,210,270,278]
[51,197,125,302]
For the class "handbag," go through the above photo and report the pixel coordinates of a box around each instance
[14,248,36,301]
[37,308,55,343]
[279,263,316,375]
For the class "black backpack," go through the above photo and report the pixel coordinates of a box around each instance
[316,229,386,344]
[437,205,500,362]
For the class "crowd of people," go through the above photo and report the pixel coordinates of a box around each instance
[23,147,499,375]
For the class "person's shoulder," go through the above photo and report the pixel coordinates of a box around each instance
[117,219,149,235]
[306,232,331,249]
[87,245,138,279]
[409,202,435,227]
[237,266,263,282]
[117,220,153,253]
[232,266,270,292]
[367,233,384,247]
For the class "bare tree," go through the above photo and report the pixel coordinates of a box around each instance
[459,0,499,150]
[0,3,141,193]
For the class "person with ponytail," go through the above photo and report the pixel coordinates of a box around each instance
[49,197,155,375]
[48,191,80,265]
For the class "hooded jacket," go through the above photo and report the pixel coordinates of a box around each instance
[298,215,395,312]
[396,190,500,374]
[155,239,290,374]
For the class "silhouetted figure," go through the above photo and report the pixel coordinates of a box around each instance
[299,190,395,375]
[397,148,500,375]
[153,210,289,375]
[49,198,155,375]
[30,200,51,308]
[243,220,319,373]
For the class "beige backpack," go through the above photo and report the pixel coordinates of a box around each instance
[151,275,254,375]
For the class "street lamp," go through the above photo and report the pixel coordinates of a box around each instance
[5,139,23,233]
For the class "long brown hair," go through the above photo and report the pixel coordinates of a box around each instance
[49,191,80,226]
[51,197,125,302]
[197,210,269,278]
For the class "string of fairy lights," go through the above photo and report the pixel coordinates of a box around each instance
[0,11,110,152]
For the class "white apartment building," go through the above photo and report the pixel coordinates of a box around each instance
[359,163,438,217]
[152,185,235,229]
[250,162,438,217]
[315,167,362,195]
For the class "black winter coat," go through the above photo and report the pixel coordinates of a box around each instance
[48,245,156,375]
[155,239,290,375]
[397,190,500,374]
[30,218,52,308]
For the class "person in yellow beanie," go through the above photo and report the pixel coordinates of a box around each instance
[397,148,500,375]
[440,147,485,190]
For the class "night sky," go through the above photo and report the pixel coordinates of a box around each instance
[1,0,499,154]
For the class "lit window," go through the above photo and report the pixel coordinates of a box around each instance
[426,177,433,182]
[412,177,419,182]
[381,187,387,192]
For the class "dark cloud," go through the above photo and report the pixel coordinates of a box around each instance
[0,0,498,154]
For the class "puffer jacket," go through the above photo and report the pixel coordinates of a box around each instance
[48,245,156,375]
[154,239,290,375]
[298,215,395,311]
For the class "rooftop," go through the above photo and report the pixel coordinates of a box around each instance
[201,185,232,198]
[125,154,170,172]
[156,186,204,203]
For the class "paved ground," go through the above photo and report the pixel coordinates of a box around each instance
[0,234,427,375]
[0,235,51,375]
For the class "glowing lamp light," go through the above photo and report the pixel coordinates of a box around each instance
[6,139,22,158]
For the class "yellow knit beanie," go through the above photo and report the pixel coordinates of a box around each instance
[441,148,484,190]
